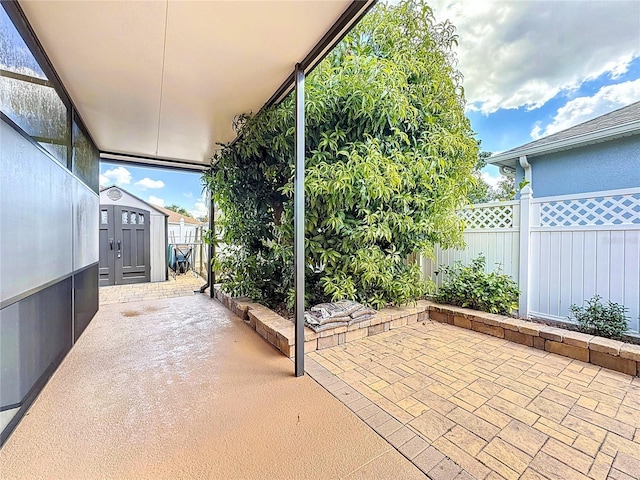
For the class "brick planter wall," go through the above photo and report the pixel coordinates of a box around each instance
[213,286,640,377]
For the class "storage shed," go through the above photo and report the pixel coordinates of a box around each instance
[99,186,168,285]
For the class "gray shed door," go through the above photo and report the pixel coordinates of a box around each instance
[99,205,151,286]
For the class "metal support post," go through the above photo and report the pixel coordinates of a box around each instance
[209,193,215,298]
[294,63,305,377]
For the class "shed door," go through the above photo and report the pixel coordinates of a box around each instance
[99,205,151,286]
[115,206,151,284]
[99,206,115,286]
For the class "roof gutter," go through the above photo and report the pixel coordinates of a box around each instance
[488,120,640,167]
[100,152,208,172]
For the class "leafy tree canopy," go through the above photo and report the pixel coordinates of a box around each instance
[165,204,192,217]
[467,149,516,203]
[203,0,478,309]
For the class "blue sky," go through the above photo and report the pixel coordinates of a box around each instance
[101,0,640,201]
[470,55,640,179]
[100,163,208,219]
[430,0,640,183]
[470,57,640,154]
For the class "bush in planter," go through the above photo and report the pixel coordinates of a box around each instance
[435,255,519,315]
[569,295,628,339]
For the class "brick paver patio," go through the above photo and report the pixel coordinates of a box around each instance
[307,319,640,479]
[99,271,205,305]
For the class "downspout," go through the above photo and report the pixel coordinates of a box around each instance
[519,155,532,187]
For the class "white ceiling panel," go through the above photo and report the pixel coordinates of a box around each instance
[18,0,370,167]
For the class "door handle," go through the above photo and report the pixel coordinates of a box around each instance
[109,238,114,250]
[117,240,121,258]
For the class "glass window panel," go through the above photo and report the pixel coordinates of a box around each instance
[0,7,69,165]
[72,121,99,192]
[139,214,144,225]
[131,213,137,224]
[121,212,128,224]
[101,210,108,224]
[0,7,46,79]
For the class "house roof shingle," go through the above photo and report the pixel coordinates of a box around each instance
[154,205,202,225]
[488,101,640,168]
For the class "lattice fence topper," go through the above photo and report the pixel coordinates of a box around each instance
[459,204,514,229]
[539,192,640,227]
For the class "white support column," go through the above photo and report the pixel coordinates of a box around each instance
[294,63,305,377]
[518,155,533,318]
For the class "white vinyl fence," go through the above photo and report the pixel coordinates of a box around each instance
[420,187,640,334]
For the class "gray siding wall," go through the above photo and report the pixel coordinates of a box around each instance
[0,118,99,443]
[515,135,640,198]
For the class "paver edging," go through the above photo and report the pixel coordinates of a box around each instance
[213,286,429,358]
[213,286,638,376]
[429,303,638,377]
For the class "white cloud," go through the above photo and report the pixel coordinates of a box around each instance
[529,123,543,140]
[189,194,209,219]
[481,171,501,189]
[429,1,640,114]
[99,174,109,186]
[134,177,165,190]
[531,79,640,139]
[102,166,131,185]
[148,195,165,207]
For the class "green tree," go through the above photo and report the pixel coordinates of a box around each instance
[204,0,478,309]
[467,149,493,203]
[467,147,516,203]
[165,204,192,217]
[492,176,516,201]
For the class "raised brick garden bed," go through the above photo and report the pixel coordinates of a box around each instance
[213,286,640,377]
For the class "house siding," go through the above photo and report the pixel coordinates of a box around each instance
[515,135,640,198]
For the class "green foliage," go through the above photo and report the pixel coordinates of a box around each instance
[569,295,628,339]
[467,148,516,204]
[204,0,478,309]
[166,204,192,217]
[494,176,516,201]
[518,178,531,191]
[436,255,520,315]
[467,150,492,204]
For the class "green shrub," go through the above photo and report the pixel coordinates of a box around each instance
[569,295,628,339]
[435,255,519,315]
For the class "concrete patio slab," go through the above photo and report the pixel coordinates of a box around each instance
[0,295,425,480]
[308,319,640,480]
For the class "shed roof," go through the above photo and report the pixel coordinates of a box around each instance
[489,101,640,168]
[154,205,202,225]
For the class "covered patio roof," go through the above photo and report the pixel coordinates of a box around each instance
[19,0,375,170]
